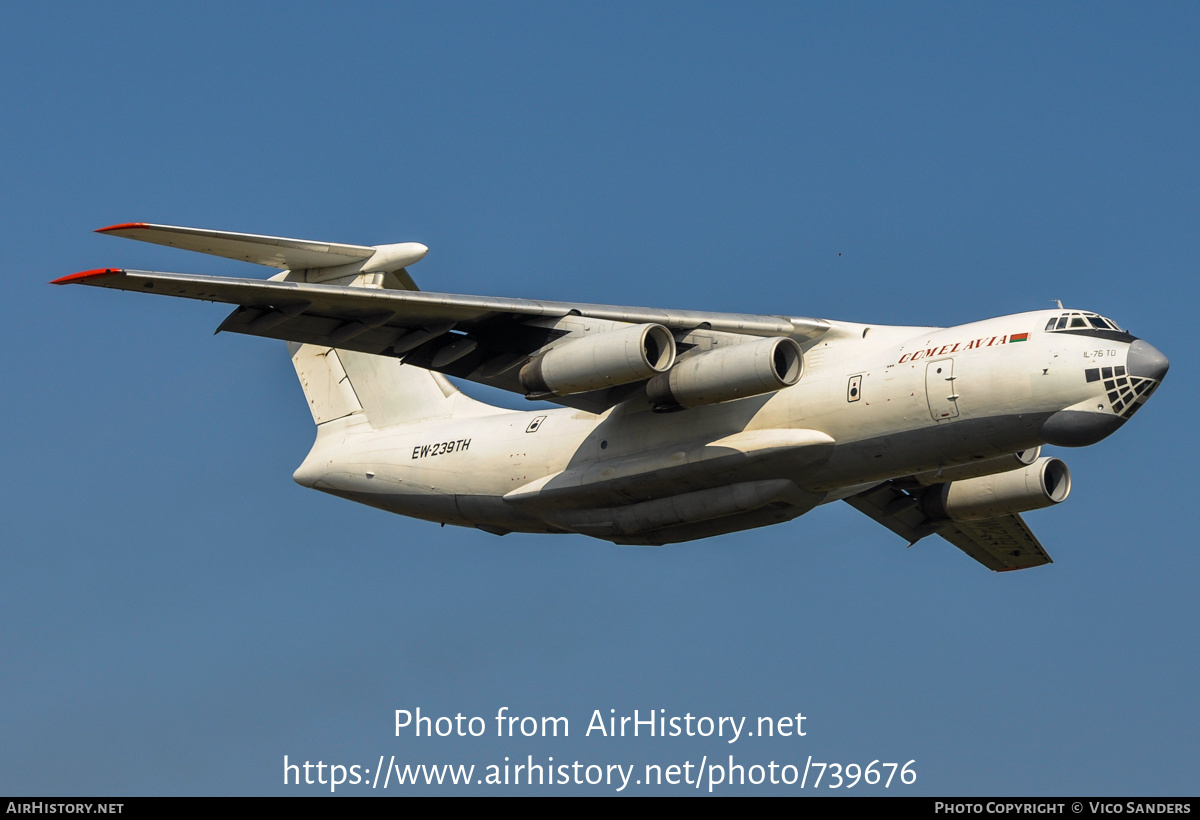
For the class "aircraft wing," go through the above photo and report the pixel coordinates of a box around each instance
[845,480,1053,572]
[937,517,1053,572]
[52,267,829,412]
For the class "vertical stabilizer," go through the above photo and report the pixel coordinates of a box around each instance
[288,343,503,428]
[278,249,505,428]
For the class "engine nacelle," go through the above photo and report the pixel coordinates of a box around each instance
[519,323,676,397]
[646,336,803,410]
[920,457,1071,522]
[912,447,1042,486]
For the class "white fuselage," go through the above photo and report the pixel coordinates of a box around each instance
[60,222,1167,554]
[292,309,1147,540]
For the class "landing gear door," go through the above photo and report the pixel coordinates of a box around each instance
[925,358,959,420]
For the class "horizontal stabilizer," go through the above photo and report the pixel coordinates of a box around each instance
[95,222,427,273]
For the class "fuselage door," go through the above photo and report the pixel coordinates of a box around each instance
[925,358,959,420]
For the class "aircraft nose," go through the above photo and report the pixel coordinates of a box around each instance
[1127,340,1169,382]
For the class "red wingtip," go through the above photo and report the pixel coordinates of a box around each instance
[95,222,149,233]
[50,268,123,285]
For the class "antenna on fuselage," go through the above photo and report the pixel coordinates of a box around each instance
[1052,299,1063,309]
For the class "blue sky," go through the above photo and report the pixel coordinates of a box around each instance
[2,2,1196,795]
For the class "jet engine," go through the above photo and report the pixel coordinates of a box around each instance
[519,323,676,397]
[911,448,1042,486]
[919,457,1071,521]
[646,336,803,410]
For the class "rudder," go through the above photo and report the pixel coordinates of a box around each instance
[289,342,502,428]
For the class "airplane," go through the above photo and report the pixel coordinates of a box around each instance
[53,223,1169,571]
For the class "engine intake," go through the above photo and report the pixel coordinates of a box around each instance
[519,323,676,397]
[920,457,1071,522]
[646,337,803,410]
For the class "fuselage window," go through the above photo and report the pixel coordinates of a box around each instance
[1045,318,1058,331]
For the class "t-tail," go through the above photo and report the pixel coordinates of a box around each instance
[67,223,510,477]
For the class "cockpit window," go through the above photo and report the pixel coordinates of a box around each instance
[1045,311,1124,333]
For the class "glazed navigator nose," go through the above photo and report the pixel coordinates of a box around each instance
[1127,340,1169,382]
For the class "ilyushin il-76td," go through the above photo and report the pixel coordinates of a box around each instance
[55,223,1169,571]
